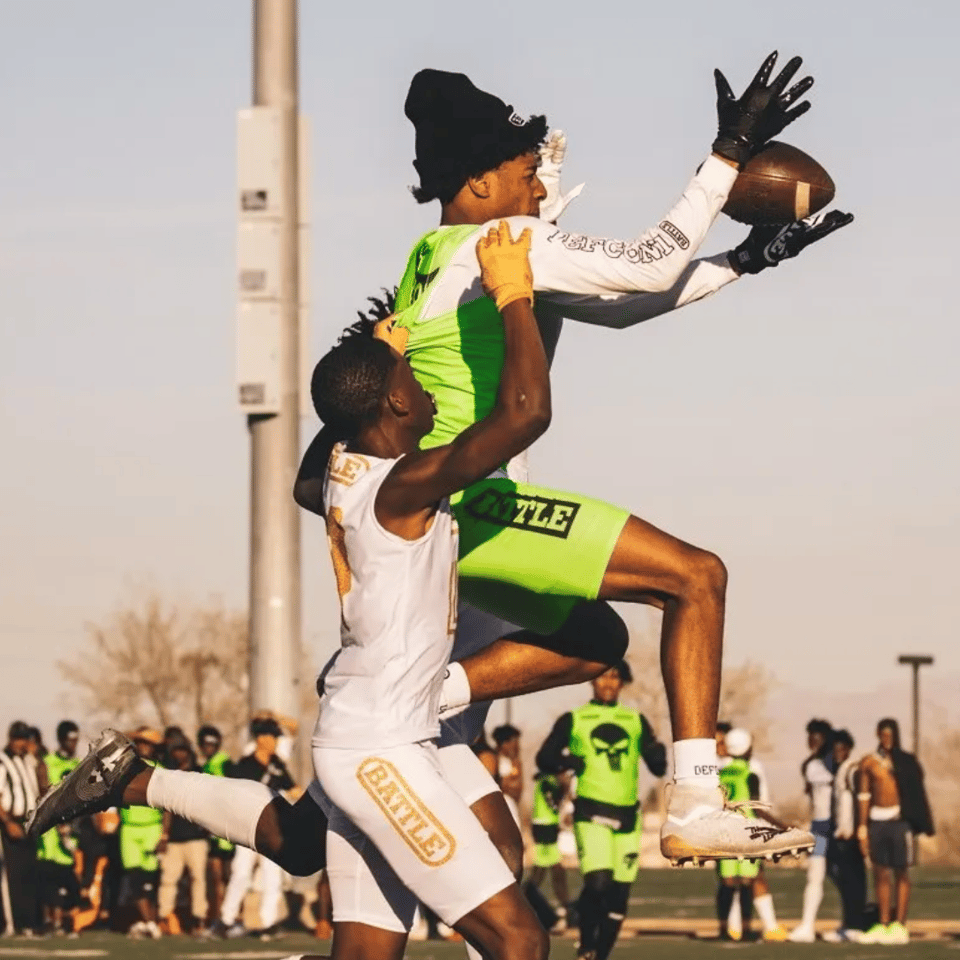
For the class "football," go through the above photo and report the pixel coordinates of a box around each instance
[723,141,835,225]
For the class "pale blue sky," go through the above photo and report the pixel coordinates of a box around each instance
[2,1,958,740]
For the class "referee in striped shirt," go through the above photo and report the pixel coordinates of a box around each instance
[0,721,40,935]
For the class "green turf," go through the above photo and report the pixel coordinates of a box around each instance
[0,867,955,960]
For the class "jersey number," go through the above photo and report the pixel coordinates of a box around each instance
[326,507,351,626]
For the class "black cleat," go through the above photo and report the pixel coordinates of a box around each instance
[26,729,144,839]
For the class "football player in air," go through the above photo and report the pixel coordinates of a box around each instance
[356,58,851,863]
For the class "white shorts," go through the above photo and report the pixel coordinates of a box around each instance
[312,740,514,930]
[439,743,499,807]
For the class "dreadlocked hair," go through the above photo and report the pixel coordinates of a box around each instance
[342,287,398,339]
[411,115,549,205]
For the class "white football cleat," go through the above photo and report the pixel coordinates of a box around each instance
[660,782,815,866]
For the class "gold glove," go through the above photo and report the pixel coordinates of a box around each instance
[476,220,533,312]
[373,315,410,353]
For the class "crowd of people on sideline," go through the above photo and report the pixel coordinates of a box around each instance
[0,705,934,947]
[0,712,326,940]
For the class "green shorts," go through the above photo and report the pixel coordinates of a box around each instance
[574,818,642,884]
[718,858,760,880]
[533,842,562,868]
[119,823,163,872]
[452,477,630,634]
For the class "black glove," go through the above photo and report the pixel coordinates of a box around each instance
[713,51,814,167]
[730,210,855,275]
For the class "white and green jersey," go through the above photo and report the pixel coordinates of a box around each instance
[393,154,740,449]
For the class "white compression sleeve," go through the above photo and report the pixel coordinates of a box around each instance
[727,891,742,934]
[754,892,778,932]
[146,767,274,850]
[799,854,826,928]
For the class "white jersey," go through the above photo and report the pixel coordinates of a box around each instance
[803,756,835,822]
[416,154,740,332]
[313,443,459,750]
[833,755,859,839]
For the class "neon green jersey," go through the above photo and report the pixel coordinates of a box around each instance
[44,751,80,787]
[532,773,562,826]
[569,702,644,808]
[393,225,504,450]
[719,757,755,820]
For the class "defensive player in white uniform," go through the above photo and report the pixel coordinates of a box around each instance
[307,220,552,960]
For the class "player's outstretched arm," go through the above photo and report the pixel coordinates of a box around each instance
[377,222,551,523]
[729,209,854,275]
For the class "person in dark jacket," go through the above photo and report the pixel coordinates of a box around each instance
[857,718,934,946]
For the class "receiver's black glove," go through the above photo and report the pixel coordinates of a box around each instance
[730,210,854,275]
[713,51,814,167]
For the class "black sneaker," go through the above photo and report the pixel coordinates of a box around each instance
[26,729,144,839]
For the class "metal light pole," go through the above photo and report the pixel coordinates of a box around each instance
[236,0,302,731]
[897,655,934,756]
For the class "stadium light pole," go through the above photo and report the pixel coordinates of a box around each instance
[240,0,301,733]
[897,654,934,756]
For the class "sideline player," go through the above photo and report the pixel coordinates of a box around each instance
[536,661,665,960]
[788,719,835,942]
[362,61,850,863]
[857,719,934,946]
[716,729,787,942]
[525,771,571,931]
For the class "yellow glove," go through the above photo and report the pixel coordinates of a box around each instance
[476,220,533,312]
[372,315,409,353]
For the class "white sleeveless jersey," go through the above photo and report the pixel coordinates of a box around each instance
[313,443,459,750]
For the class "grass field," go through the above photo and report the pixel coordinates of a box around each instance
[1,867,956,960]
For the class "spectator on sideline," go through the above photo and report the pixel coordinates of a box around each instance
[788,718,835,942]
[858,718,934,946]
[492,724,523,828]
[156,735,208,935]
[824,729,869,942]
[197,725,234,924]
[0,721,41,935]
[217,716,294,940]
[120,727,164,939]
[36,721,81,934]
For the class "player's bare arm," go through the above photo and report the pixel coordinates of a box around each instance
[375,221,550,537]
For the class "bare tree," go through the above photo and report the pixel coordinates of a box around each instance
[621,613,777,752]
[921,718,960,864]
[60,592,251,753]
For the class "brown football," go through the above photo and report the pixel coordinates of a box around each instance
[723,141,835,225]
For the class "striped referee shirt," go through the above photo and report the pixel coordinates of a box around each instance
[0,749,39,821]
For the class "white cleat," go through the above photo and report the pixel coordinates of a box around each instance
[660,782,815,865]
[787,925,816,943]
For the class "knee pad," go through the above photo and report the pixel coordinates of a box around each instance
[508,601,628,665]
[607,882,630,915]
[583,869,615,897]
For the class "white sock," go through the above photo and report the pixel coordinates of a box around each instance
[799,855,826,928]
[672,739,720,785]
[755,893,778,932]
[439,662,471,714]
[146,766,273,850]
[727,892,742,934]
